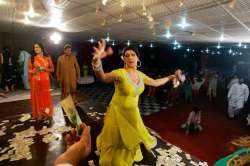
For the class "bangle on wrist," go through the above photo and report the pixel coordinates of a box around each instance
[92,62,103,72]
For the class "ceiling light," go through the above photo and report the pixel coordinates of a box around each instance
[165,29,172,39]
[217,51,220,54]
[229,48,232,54]
[219,33,224,42]
[217,43,221,49]
[238,42,242,47]
[105,35,110,42]
[177,44,181,48]
[139,44,143,48]
[120,0,127,8]
[49,9,63,27]
[112,41,115,46]
[244,45,247,49]
[205,48,209,53]
[179,1,184,7]
[178,17,190,29]
[118,14,123,22]
[90,37,94,43]
[102,0,108,6]
[50,32,62,44]
[147,15,154,22]
[173,40,178,45]
[0,0,7,5]
[187,48,190,52]
[24,15,30,24]
[26,6,40,18]
[150,43,153,48]
[127,40,130,46]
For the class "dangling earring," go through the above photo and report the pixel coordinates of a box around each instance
[137,60,141,67]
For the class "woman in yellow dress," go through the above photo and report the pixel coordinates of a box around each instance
[92,39,183,166]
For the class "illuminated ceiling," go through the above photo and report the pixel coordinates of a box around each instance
[0,0,250,43]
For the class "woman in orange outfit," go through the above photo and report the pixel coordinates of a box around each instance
[28,43,54,120]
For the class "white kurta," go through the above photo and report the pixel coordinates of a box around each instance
[228,83,249,117]
[18,50,31,89]
[227,78,239,89]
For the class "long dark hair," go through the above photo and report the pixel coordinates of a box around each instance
[31,43,48,65]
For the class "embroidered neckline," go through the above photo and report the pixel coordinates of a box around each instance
[124,69,142,87]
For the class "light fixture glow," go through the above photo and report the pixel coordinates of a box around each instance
[205,48,209,53]
[229,48,232,54]
[177,44,181,49]
[147,15,154,22]
[102,0,108,6]
[219,34,224,42]
[90,37,94,43]
[0,0,7,5]
[50,32,62,44]
[179,0,184,7]
[127,40,130,46]
[165,29,172,39]
[238,42,242,47]
[26,7,40,18]
[120,0,127,8]
[150,43,153,48]
[217,43,221,49]
[118,14,123,22]
[112,41,115,46]
[244,45,247,49]
[187,48,190,52]
[139,44,143,48]
[178,17,190,29]
[24,15,30,24]
[173,40,178,45]
[106,35,110,42]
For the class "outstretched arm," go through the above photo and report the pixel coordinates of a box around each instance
[144,69,184,87]
[144,75,176,87]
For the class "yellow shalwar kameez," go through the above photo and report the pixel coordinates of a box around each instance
[97,69,157,166]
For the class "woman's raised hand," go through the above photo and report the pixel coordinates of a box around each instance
[92,39,113,66]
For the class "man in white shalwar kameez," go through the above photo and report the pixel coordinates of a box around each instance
[227,78,249,118]
[227,75,239,90]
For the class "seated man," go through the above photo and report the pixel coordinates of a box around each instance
[54,123,91,166]
[181,106,202,135]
